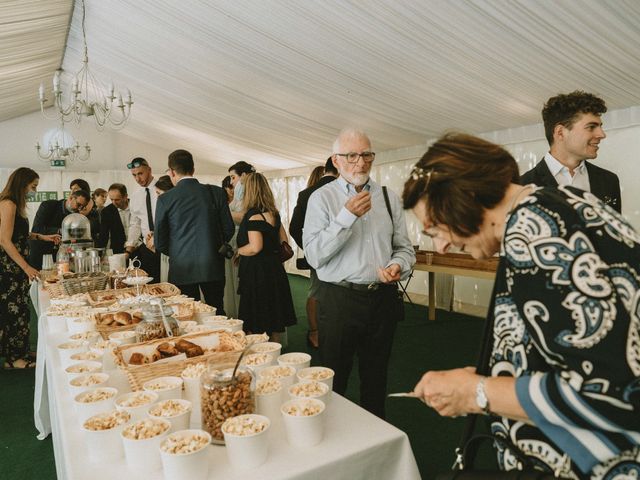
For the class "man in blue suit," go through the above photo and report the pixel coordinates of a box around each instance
[154,149,234,313]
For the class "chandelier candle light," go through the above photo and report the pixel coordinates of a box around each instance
[38,0,133,129]
[36,122,91,167]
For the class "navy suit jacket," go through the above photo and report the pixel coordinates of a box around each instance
[96,203,127,253]
[289,175,337,249]
[154,178,234,285]
[520,159,621,213]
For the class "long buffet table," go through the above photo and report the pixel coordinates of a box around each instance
[32,286,421,480]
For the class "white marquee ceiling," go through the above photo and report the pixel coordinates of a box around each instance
[3,0,640,173]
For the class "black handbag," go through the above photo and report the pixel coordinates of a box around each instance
[435,259,558,479]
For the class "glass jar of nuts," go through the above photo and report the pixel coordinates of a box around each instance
[135,300,179,343]
[200,362,256,444]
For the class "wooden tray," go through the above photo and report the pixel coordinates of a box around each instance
[415,250,498,272]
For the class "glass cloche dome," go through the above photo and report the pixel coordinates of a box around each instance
[61,213,92,242]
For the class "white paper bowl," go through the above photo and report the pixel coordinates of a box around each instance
[245,333,269,346]
[121,418,171,472]
[288,381,330,406]
[193,310,217,322]
[57,340,89,369]
[249,341,282,358]
[115,391,159,423]
[46,314,68,333]
[277,352,311,372]
[297,366,335,391]
[70,350,104,363]
[255,379,283,422]
[81,410,131,462]
[222,414,271,470]
[281,398,326,448]
[242,352,275,375]
[66,316,96,335]
[148,399,192,433]
[178,320,197,334]
[142,376,183,401]
[160,429,211,480]
[203,318,243,333]
[258,365,297,390]
[74,387,118,424]
[108,330,137,345]
[68,372,110,398]
[69,330,101,345]
[65,360,103,382]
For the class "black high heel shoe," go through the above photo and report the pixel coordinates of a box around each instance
[306,330,319,349]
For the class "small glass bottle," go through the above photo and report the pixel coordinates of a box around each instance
[56,246,70,276]
[135,299,179,343]
[200,362,256,444]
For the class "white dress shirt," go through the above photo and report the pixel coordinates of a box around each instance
[543,153,590,192]
[126,177,158,248]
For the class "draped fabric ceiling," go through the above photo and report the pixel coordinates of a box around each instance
[3,0,640,173]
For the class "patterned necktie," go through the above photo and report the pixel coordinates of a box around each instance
[145,187,154,232]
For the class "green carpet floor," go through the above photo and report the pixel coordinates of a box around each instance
[0,274,496,479]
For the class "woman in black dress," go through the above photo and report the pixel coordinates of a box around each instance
[0,168,60,369]
[236,173,297,339]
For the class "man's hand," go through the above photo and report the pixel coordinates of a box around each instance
[345,191,371,217]
[377,263,401,283]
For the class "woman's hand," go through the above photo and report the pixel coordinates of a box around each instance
[413,367,479,417]
[23,264,40,282]
[41,234,61,245]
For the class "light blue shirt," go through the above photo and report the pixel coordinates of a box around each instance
[302,177,415,284]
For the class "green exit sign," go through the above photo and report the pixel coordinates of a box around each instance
[27,191,58,203]
[50,159,66,168]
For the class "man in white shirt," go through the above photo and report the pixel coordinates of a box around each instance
[124,157,161,280]
[97,183,130,254]
[520,91,621,212]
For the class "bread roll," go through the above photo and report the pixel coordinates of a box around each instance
[114,312,132,325]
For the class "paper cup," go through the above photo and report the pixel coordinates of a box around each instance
[74,387,118,424]
[148,399,192,433]
[288,381,330,405]
[70,350,104,363]
[121,418,171,472]
[65,361,103,382]
[181,370,206,427]
[258,365,296,390]
[82,410,131,462]
[143,376,183,401]
[222,414,271,470]
[297,366,335,391]
[242,352,275,375]
[57,340,89,369]
[115,391,159,423]
[249,341,282,358]
[68,372,109,398]
[245,333,269,346]
[160,429,211,480]
[256,379,283,422]
[108,330,137,345]
[281,398,326,448]
[277,352,311,372]
[69,330,101,345]
[66,316,96,335]
[46,314,68,333]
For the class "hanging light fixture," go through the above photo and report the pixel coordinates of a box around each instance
[36,122,91,168]
[38,0,133,129]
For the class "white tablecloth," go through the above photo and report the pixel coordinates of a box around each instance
[33,292,421,480]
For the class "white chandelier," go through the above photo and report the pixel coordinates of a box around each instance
[36,123,91,166]
[38,0,133,129]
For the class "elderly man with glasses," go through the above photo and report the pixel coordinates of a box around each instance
[303,128,415,419]
[28,190,91,269]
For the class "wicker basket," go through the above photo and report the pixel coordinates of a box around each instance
[44,272,108,298]
[114,331,245,391]
[87,282,181,307]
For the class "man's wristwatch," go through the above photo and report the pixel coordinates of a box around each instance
[475,376,491,415]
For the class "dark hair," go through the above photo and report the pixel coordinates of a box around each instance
[0,167,39,217]
[71,189,91,203]
[70,178,90,193]
[222,175,233,190]
[155,175,174,193]
[307,166,325,188]
[92,188,107,200]
[108,183,127,196]
[402,133,520,237]
[542,91,607,146]
[324,156,338,175]
[127,157,149,169]
[228,161,255,176]
[168,149,195,175]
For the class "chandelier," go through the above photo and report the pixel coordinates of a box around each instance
[38,0,133,129]
[36,123,91,166]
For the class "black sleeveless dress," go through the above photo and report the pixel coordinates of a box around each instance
[237,208,297,335]
[0,208,31,363]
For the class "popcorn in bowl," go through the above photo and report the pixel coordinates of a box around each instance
[76,388,116,404]
[70,331,100,342]
[83,410,130,431]
[289,381,328,398]
[282,399,324,417]
[243,353,272,366]
[70,373,108,387]
[65,362,101,374]
[71,351,103,362]
[117,392,157,408]
[245,333,269,346]
[109,331,136,340]
[149,400,190,418]
[181,363,207,379]
[57,341,87,350]
[222,415,269,437]
[259,365,295,379]
[122,418,170,440]
[256,378,281,396]
[143,377,182,391]
[298,367,334,381]
[251,342,281,353]
[160,431,210,455]
[279,353,310,364]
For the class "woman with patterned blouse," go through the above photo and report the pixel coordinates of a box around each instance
[402,133,639,478]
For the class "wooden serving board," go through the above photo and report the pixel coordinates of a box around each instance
[415,250,498,272]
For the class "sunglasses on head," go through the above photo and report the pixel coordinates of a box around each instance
[127,159,148,169]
